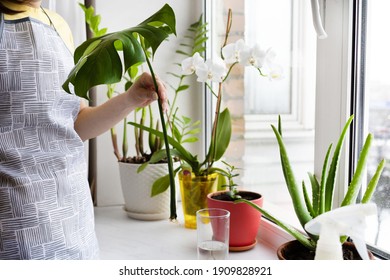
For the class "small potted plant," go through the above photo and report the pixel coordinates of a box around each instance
[206,162,263,251]
[237,115,386,260]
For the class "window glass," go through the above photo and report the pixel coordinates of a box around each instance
[364,0,390,254]
[244,0,292,115]
[207,0,316,223]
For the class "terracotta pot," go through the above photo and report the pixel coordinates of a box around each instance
[207,190,263,251]
[179,171,218,229]
[277,239,375,260]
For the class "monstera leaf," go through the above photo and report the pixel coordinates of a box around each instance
[62,4,176,99]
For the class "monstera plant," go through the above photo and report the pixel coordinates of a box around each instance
[62,4,179,220]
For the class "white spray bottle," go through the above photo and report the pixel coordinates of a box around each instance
[304,203,377,260]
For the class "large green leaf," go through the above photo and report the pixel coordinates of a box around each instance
[324,115,354,211]
[206,108,232,163]
[62,4,176,99]
[271,123,312,228]
[236,199,315,250]
[341,133,373,206]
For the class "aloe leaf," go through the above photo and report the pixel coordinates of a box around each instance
[324,115,354,211]
[307,172,320,217]
[302,181,315,218]
[341,133,373,206]
[271,124,312,228]
[362,159,386,203]
[63,4,176,99]
[236,199,315,250]
[318,144,332,214]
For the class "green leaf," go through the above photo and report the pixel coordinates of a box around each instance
[63,4,176,99]
[137,162,149,173]
[151,174,171,196]
[271,121,312,228]
[362,159,386,203]
[324,115,354,211]
[177,85,190,92]
[182,137,199,143]
[341,133,373,206]
[206,108,232,162]
[318,144,332,214]
[128,121,198,168]
[302,180,315,217]
[176,50,191,56]
[236,199,316,250]
[307,172,320,217]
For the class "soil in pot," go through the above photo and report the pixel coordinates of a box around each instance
[277,240,375,260]
[211,191,261,201]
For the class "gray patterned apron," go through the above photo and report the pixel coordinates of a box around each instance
[0,13,99,259]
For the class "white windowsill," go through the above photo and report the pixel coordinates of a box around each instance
[94,202,293,260]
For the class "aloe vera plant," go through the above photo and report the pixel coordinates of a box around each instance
[62,4,178,220]
[237,115,386,250]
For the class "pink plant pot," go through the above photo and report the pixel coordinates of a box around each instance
[207,190,263,251]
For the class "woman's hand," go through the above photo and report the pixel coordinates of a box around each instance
[126,72,168,112]
[75,72,168,141]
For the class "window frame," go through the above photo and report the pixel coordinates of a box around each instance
[244,0,316,140]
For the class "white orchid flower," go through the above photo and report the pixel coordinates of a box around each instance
[181,52,205,75]
[195,56,227,83]
[267,63,284,80]
[222,39,248,64]
[262,48,283,80]
[240,44,267,68]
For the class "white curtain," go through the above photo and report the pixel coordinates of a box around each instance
[41,0,86,47]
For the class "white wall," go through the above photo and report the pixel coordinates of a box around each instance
[93,0,203,206]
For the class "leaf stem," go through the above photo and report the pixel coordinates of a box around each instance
[144,52,177,220]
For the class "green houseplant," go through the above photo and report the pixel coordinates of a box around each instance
[79,3,173,220]
[79,4,208,221]
[237,115,386,259]
[130,8,282,228]
[62,4,179,220]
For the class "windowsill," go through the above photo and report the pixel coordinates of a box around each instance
[94,203,292,260]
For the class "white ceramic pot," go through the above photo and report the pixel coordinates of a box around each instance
[118,162,177,220]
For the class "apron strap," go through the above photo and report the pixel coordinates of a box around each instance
[0,13,4,42]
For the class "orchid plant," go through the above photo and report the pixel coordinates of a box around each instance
[130,9,281,197]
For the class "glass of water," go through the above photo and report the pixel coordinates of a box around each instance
[196,208,230,260]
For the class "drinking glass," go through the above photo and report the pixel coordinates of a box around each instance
[196,208,230,260]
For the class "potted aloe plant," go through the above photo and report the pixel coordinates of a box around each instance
[237,115,386,259]
[63,4,179,220]
[130,8,282,229]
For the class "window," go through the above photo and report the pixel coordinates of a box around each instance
[359,0,390,256]
[206,0,389,258]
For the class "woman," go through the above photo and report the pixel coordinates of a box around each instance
[0,0,167,259]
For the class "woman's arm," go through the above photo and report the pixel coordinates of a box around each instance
[74,72,167,141]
